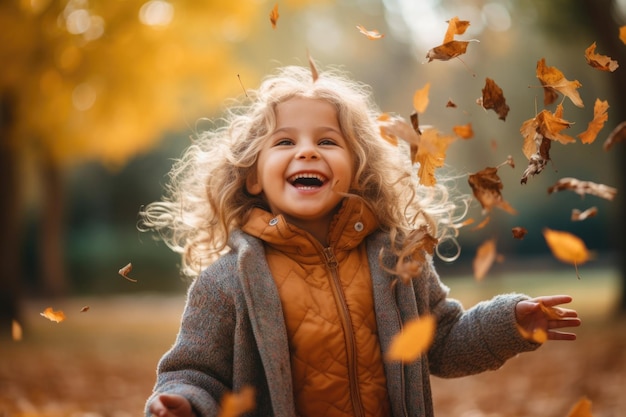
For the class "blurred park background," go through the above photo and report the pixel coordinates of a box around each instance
[1,0,625,416]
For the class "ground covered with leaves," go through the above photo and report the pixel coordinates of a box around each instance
[1,269,624,417]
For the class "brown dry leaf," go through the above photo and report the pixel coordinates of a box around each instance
[468,165,517,215]
[478,78,510,121]
[269,3,279,29]
[218,386,256,417]
[547,177,617,201]
[415,127,455,186]
[536,58,584,108]
[566,396,594,417]
[516,325,548,344]
[578,99,609,144]
[413,83,430,114]
[536,105,576,145]
[572,207,598,221]
[386,314,436,362]
[377,113,420,147]
[80,306,90,312]
[512,226,528,240]
[118,262,138,282]
[12,320,22,341]
[426,17,474,62]
[356,25,384,40]
[585,42,619,72]
[40,307,66,323]
[452,123,473,139]
[543,228,591,267]
[443,16,470,42]
[621,26,626,45]
[473,238,498,281]
[446,99,457,108]
[602,121,626,151]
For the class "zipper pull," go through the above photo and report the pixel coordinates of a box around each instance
[323,247,338,269]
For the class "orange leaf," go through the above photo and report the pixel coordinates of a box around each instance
[584,42,619,72]
[415,128,455,186]
[40,307,66,323]
[452,123,473,139]
[356,25,384,40]
[468,166,517,214]
[377,113,420,147]
[478,78,510,121]
[12,320,22,341]
[413,83,430,114]
[386,315,436,362]
[269,3,279,29]
[620,26,626,45]
[547,177,617,201]
[566,396,593,417]
[578,99,609,144]
[512,226,528,240]
[543,228,590,266]
[473,238,498,281]
[536,106,576,145]
[218,386,256,417]
[442,17,470,43]
[426,40,470,62]
[516,324,548,344]
[536,58,583,108]
[602,120,626,151]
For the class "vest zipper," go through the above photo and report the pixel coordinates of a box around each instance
[322,246,366,417]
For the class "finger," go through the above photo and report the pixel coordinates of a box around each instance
[538,295,573,307]
[547,330,577,341]
[548,317,582,329]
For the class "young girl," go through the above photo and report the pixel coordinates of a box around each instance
[141,65,580,417]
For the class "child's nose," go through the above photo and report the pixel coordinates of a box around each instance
[295,142,320,159]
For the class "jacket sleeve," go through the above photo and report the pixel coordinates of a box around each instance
[145,266,236,416]
[417,259,541,378]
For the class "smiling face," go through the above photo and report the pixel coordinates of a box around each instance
[246,97,355,242]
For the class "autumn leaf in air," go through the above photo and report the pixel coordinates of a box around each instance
[584,42,619,72]
[12,320,22,341]
[477,78,510,121]
[543,228,591,275]
[468,164,517,215]
[473,238,501,281]
[547,177,617,201]
[356,25,384,40]
[578,99,609,144]
[118,262,137,282]
[413,83,430,114]
[269,3,279,29]
[512,227,528,240]
[416,127,455,186]
[566,396,594,417]
[40,307,66,323]
[386,314,435,362]
[377,113,419,147]
[536,58,584,108]
[572,207,598,222]
[446,99,457,108]
[621,26,626,44]
[452,123,473,139]
[426,17,475,62]
[602,121,626,151]
[218,386,256,417]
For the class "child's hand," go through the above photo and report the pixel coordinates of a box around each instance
[149,394,195,417]
[515,295,581,341]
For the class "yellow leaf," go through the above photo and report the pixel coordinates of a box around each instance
[217,386,256,417]
[413,83,430,114]
[536,58,584,108]
[269,3,279,29]
[386,315,436,362]
[40,307,66,323]
[543,228,590,266]
[620,26,626,45]
[516,324,548,344]
[415,128,455,186]
[566,396,594,417]
[577,99,609,144]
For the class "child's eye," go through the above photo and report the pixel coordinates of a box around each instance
[274,138,293,146]
[319,138,337,146]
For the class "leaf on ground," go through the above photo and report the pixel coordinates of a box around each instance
[536,58,584,108]
[478,78,510,121]
[218,386,256,417]
[512,226,528,240]
[602,121,626,151]
[547,177,617,201]
[571,207,598,221]
[118,262,138,282]
[473,238,499,281]
[468,165,517,214]
[356,25,384,40]
[413,83,430,114]
[269,3,279,29]
[452,123,473,139]
[578,99,609,144]
[566,396,594,417]
[40,307,66,323]
[386,314,436,362]
[543,228,591,266]
[584,42,619,72]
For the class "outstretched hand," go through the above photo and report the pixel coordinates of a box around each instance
[515,295,581,342]
[149,394,195,417]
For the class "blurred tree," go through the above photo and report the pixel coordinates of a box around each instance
[0,0,313,336]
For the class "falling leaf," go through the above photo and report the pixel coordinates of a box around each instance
[426,17,476,62]
[543,228,591,267]
[269,3,279,29]
[468,165,517,214]
[512,227,528,240]
[446,99,457,108]
[118,262,138,282]
[218,386,256,417]
[516,325,548,344]
[356,25,384,40]
[453,123,473,139]
[80,306,90,312]
[620,26,626,45]
[377,113,420,147]
[40,307,66,323]
[307,50,319,82]
[386,314,436,362]
[478,78,510,121]
[547,177,617,201]
[442,17,471,42]
[602,120,626,151]
[584,42,619,72]
[536,58,584,108]
[473,238,498,280]
[566,396,594,417]
[578,99,609,144]
[572,207,598,222]
[415,128,455,186]
[12,320,22,341]
[413,83,430,114]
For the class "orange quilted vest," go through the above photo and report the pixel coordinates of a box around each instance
[242,198,391,417]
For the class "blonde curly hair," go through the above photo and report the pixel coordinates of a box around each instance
[139,65,466,278]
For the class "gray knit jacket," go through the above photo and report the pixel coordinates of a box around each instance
[145,229,539,417]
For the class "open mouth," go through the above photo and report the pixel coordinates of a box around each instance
[288,173,327,189]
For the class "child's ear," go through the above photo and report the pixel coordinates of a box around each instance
[246,171,262,195]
